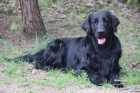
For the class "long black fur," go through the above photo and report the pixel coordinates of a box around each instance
[9,11,123,88]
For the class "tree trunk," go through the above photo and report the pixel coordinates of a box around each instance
[19,0,47,35]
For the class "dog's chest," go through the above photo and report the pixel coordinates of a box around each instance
[88,51,112,71]
[96,50,111,59]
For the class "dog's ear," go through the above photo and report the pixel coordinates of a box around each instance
[111,15,120,32]
[81,14,92,34]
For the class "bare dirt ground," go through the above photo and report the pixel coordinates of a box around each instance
[0,0,140,93]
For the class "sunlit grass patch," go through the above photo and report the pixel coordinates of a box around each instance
[66,88,76,93]
[44,69,92,89]
[122,72,140,84]
[3,61,27,77]
[24,89,39,93]
[1,78,11,85]
[101,83,114,88]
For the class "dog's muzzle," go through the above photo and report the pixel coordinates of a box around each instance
[96,31,106,45]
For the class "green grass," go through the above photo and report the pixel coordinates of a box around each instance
[24,89,39,93]
[33,34,55,52]
[61,9,86,27]
[38,0,53,11]
[123,72,140,84]
[10,23,22,30]
[101,83,114,88]
[28,78,47,86]
[79,3,89,14]
[17,77,27,86]
[66,88,76,93]
[137,37,140,48]
[43,69,92,89]
[118,26,140,86]
[3,61,27,77]
[47,17,56,23]
[1,78,11,85]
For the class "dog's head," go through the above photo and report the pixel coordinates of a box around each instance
[82,11,120,45]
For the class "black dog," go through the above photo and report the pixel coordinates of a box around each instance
[10,11,123,87]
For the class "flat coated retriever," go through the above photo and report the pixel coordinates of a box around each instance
[10,11,123,88]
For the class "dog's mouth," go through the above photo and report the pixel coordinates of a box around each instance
[97,38,106,45]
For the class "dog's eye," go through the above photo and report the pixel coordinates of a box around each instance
[93,21,97,24]
[103,18,109,23]
[92,18,98,24]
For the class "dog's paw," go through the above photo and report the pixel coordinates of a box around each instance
[43,66,52,71]
[89,74,106,86]
[34,62,42,69]
[114,83,123,88]
[113,79,124,88]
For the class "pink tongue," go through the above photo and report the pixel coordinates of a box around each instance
[97,38,106,45]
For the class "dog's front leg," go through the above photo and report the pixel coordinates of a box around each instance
[74,62,89,77]
[87,71,107,86]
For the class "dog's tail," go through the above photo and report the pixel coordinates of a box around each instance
[6,49,45,63]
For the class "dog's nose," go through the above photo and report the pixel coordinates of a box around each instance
[98,30,104,37]
[98,30,104,33]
